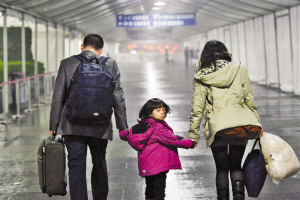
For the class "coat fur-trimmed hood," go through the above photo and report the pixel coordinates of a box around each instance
[195,61,241,88]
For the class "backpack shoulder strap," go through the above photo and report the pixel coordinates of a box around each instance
[73,54,88,63]
[99,56,110,65]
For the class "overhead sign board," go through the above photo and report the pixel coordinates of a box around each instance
[117,13,196,27]
[127,29,172,40]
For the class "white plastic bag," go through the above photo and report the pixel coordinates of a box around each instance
[260,132,300,184]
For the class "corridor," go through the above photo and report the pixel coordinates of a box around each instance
[0,57,299,200]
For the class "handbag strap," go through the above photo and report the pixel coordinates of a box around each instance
[251,138,262,153]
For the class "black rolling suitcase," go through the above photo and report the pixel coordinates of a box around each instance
[37,136,67,197]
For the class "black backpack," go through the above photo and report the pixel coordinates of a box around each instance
[65,54,115,126]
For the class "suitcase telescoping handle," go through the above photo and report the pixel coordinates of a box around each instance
[51,131,57,141]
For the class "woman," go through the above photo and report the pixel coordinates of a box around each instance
[188,40,262,200]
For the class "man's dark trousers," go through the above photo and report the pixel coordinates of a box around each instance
[64,135,108,200]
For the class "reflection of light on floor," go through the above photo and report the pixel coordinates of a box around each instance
[166,173,173,182]
[145,62,163,97]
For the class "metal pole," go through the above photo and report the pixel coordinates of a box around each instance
[16,80,20,116]
[24,78,34,113]
[1,10,9,123]
[46,23,51,98]
[12,80,24,119]
[63,25,65,59]
[55,23,58,70]
[69,30,71,57]
[43,75,47,103]
[34,18,41,107]
[21,13,26,75]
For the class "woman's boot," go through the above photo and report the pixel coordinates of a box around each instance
[217,189,229,200]
[232,181,245,200]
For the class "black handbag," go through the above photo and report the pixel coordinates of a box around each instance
[243,138,267,197]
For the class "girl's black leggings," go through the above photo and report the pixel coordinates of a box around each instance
[211,145,246,190]
[145,172,168,200]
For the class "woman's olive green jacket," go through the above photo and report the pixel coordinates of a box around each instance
[188,62,261,147]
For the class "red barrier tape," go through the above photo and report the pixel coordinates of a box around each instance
[0,71,58,87]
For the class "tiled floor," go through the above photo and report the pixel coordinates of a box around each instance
[0,58,299,199]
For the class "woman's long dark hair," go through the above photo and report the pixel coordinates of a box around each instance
[197,40,232,72]
[139,98,171,120]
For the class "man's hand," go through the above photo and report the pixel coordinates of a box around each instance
[49,130,54,136]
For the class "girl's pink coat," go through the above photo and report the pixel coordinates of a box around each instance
[119,118,193,177]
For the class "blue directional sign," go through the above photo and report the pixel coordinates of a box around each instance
[116,13,196,27]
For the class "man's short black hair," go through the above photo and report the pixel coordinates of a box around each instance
[83,34,104,50]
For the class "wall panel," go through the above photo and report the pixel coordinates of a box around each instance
[224,26,232,53]
[237,22,247,68]
[48,25,56,72]
[290,6,300,95]
[263,13,279,87]
[245,19,257,81]
[230,24,240,63]
[276,12,293,92]
[254,17,266,84]
[297,6,300,95]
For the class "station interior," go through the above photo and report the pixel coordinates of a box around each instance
[0,0,299,199]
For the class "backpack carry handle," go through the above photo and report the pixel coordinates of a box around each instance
[74,54,100,64]
[88,55,99,64]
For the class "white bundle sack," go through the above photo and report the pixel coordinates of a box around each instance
[260,132,300,184]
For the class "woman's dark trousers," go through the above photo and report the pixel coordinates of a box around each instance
[145,172,168,200]
[64,135,108,200]
[211,145,246,200]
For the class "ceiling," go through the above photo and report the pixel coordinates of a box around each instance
[0,0,299,43]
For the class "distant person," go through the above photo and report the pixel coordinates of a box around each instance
[195,48,200,59]
[119,98,193,200]
[188,40,263,200]
[189,48,195,66]
[184,46,189,68]
[49,33,128,200]
[165,48,169,66]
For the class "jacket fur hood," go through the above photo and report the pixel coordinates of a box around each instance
[195,62,241,88]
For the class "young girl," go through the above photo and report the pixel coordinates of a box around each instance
[119,98,193,200]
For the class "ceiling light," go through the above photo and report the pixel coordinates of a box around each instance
[154,2,166,6]
[140,5,145,12]
[152,7,161,10]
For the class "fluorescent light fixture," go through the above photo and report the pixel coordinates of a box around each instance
[154,2,166,6]
[152,7,161,10]
[140,5,145,12]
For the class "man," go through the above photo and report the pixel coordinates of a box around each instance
[49,34,128,200]
[184,46,189,68]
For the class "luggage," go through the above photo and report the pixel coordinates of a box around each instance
[243,138,267,197]
[66,55,114,126]
[37,136,67,197]
[260,132,300,184]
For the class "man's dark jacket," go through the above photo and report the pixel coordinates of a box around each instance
[49,50,128,140]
